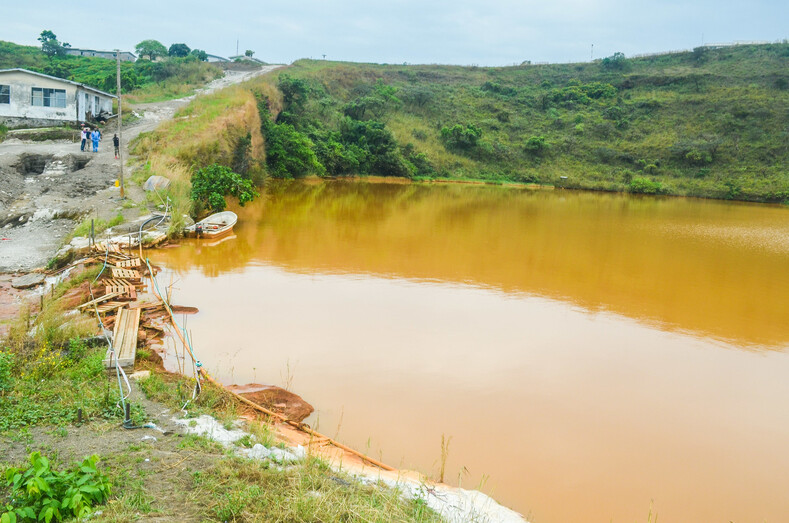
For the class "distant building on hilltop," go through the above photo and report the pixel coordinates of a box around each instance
[65,48,137,62]
[0,68,116,127]
[228,55,267,65]
[205,54,230,63]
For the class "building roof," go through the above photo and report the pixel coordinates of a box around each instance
[66,48,137,58]
[205,54,229,61]
[0,68,117,98]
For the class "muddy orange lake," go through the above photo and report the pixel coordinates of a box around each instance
[153,179,789,522]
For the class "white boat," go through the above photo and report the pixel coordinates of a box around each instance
[184,211,237,239]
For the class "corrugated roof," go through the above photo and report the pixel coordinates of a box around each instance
[0,68,117,98]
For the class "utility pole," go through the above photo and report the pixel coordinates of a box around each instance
[591,44,594,61]
[115,50,124,198]
[236,39,239,57]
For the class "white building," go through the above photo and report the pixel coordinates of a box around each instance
[0,69,116,127]
[65,48,137,62]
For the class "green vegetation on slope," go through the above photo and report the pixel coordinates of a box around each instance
[257,43,788,202]
[0,40,222,103]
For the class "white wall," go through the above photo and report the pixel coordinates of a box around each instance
[0,71,114,124]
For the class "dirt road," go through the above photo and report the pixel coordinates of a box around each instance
[0,67,280,273]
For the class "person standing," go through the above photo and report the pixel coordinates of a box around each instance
[91,129,100,153]
[80,127,88,151]
[113,134,120,159]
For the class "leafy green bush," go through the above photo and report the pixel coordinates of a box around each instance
[685,149,713,166]
[629,177,664,194]
[191,164,259,213]
[263,122,324,178]
[525,135,549,154]
[543,82,617,108]
[440,123,482,150]
[2,452,111,523]
[481,81,517,97]
[601,52,628,71]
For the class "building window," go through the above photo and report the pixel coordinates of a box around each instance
[94,96,100,110]
[31,87,67,108]
[0,85,9,104]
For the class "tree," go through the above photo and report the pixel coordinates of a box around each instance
[601,52,627,71]
[524,135,549,155]
[278,74,310,112]
[168,43,191,57]
[190,164,259,214]
[245,49,255,57]
[38,30,69,58]
[440,123,482,150]
[135,39,167,60]
[190,49,208,61]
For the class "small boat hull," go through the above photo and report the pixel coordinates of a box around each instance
[184,211,238,239]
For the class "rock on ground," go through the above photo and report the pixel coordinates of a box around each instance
[11,272,45,289]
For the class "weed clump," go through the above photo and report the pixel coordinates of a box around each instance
[1,452,111,522]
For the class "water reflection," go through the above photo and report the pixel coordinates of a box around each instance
[161,179,789,349]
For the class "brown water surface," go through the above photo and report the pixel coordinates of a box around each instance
[154,180,789,522]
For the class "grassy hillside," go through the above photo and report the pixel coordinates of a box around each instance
[254,43,788,202]
[0,41,222,103]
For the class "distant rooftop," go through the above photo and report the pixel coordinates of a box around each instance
[228,55,267,64]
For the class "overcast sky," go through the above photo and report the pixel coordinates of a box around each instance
[5,0,788,65]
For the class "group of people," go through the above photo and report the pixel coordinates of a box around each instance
[80,126,100,153]
[80,125,120,158]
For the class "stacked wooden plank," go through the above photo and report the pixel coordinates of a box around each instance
[103,307,141,370]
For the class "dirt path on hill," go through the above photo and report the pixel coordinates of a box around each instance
[0,66,280,274]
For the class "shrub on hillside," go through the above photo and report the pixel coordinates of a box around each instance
[481,81,517,97]
[629,177,664,194]
[440,123,482,150]
[601,52,628,71]
[524,135,549,155]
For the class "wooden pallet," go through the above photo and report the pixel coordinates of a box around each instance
[104,279,137,299]
[116,258,141,268]
[95,301,127,314]
[104,307,141,370]
[77,291,122,310]
[111,268,142,280]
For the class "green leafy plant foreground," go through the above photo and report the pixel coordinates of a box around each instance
[2,452,110,523]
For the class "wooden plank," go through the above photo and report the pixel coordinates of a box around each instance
[95,301,126,314]
[104,307,140,370]
[77,291,122,310]
[111,268,142,280]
